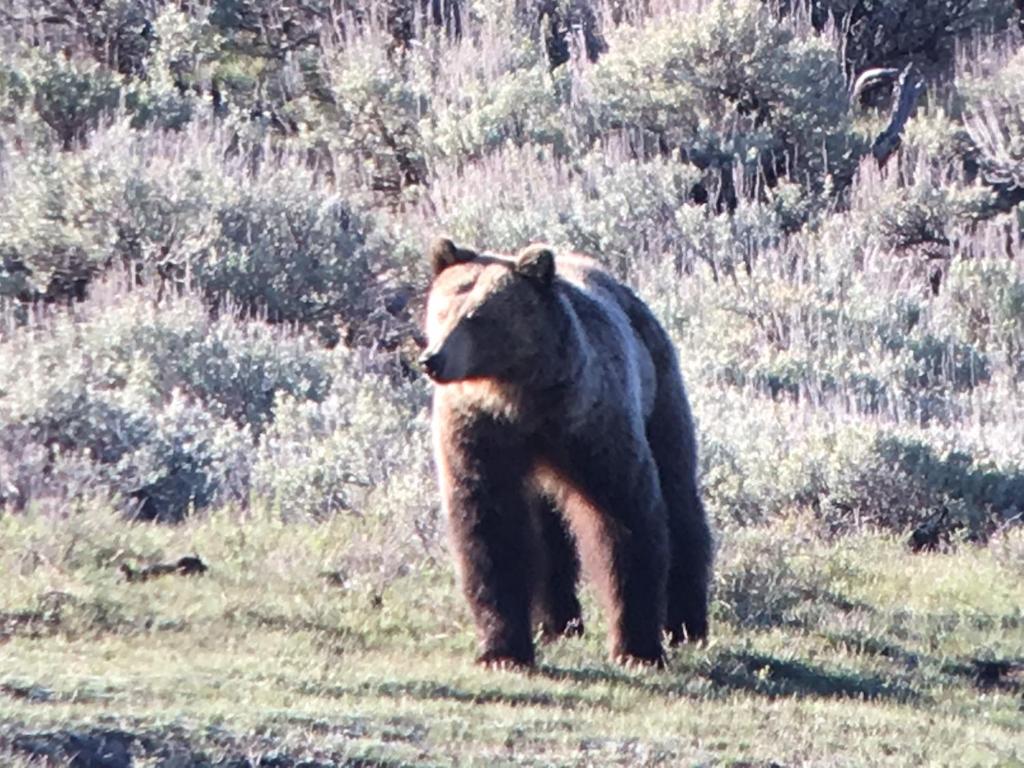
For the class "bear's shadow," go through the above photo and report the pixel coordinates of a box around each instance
[702,651,921,703]
[541,651,923,704]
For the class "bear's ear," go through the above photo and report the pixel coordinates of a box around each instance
[515,244,556,285]
[429,237,476,276]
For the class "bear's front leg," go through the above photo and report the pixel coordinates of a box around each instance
[561,432,670,666]
[434,408,536,668]
[529,493,584,641]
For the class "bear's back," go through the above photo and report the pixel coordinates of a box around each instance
[552,253,665,423]
[554,253,667,353]
[552,253,632,311]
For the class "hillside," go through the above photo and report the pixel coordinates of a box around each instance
[1,1,1023,765]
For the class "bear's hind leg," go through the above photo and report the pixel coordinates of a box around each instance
[662,476,710,644]
[647,386,712,644]
[529,493,584,641]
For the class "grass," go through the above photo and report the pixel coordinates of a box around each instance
[1,511,1022,766]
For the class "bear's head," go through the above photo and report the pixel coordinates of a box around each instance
[420,237,560,384]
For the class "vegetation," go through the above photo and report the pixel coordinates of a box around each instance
[1,514,1023,766]
[1,0,1023,764]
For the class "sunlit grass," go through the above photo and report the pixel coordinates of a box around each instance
[2,511,1022,766]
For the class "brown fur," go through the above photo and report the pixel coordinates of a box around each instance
[421,238,712,668]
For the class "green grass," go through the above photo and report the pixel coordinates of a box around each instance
[1,511,1023,766]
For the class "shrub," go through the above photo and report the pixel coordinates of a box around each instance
[0,379,251,523]
[252,348,432,521]
[0,127,129,302]
[843,146,996,255]
[781,0,1017,73]
[817,429,1024,537]
[312,43,427,197]
[0,287,330,520]
[567,152,705,274]
[1,0,1022,550]
[113,393,252,522]
[960,45,1024,214]
[194,160,380,325]
[0,123,405,332]
[0,62,30,126]
[693,385,1024,538]
[14,0,158,76]
[432,146,714,273]
[122,10,201,134]
[586,0,856,202]
[425,62,572,162]
[653,221,992,420]
[429,143,576,251]
[939,257,1024,376]
[29,53,124,150]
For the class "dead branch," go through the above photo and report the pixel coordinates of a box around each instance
[872,64,926,166]
[850,67,900,107]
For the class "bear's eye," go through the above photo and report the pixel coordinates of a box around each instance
[462,310,486,328]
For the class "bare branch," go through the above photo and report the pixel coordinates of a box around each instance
[871,64,925,166]
[850,67,899,106]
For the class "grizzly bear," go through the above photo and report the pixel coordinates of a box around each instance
[420,237,712,667]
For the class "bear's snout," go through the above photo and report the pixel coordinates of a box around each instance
[419,349,447,381]
[420,324,474,382]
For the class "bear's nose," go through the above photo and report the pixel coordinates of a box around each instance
[419,350,445,380]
